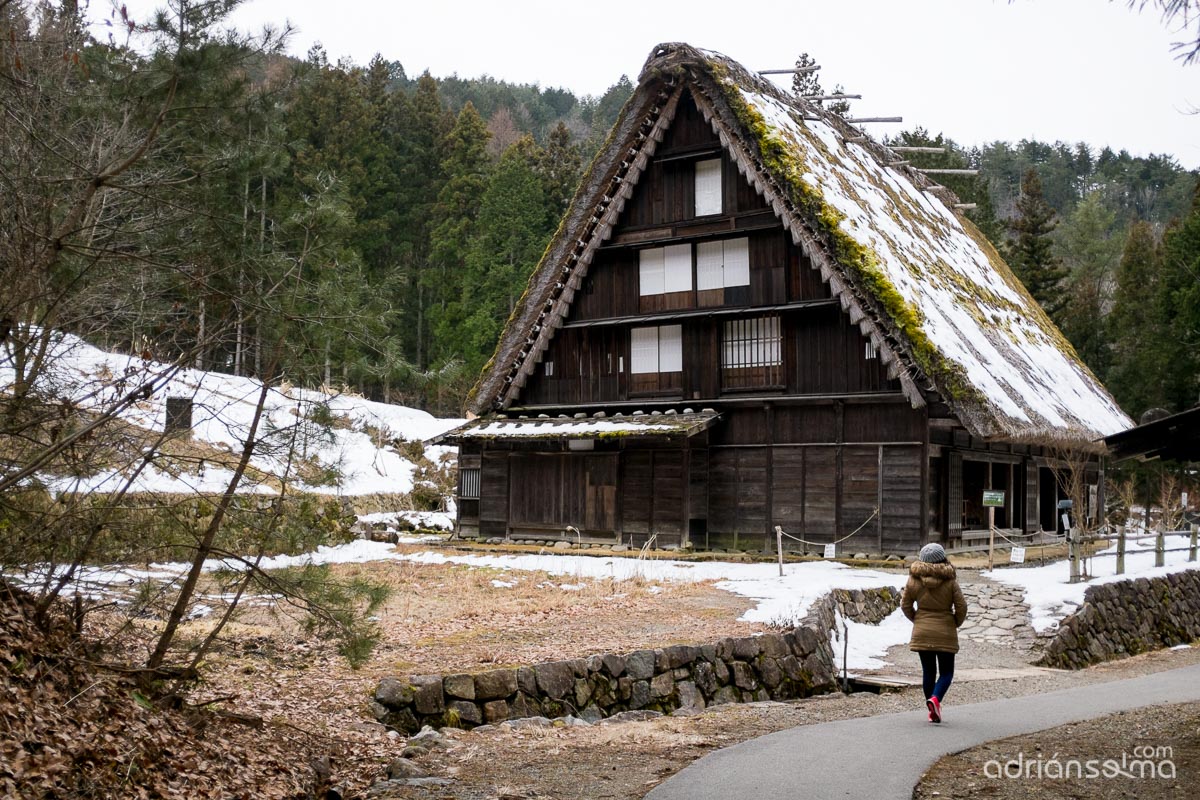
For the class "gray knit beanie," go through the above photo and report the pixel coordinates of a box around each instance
[919,543,947,563]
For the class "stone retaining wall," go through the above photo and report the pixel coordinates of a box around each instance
[371,586,900,733]
[1036,570,1200,669]
[958,582,1037,648]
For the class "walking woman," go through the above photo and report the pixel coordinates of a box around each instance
[901,542,967,723]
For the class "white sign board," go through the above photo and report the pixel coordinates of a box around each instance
[823,543,836,559]
[1061,513,1071,532]
[1183,492,1189,508]
[1010,546,1026,564]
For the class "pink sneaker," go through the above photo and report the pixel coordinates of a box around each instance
[927,697,942,724]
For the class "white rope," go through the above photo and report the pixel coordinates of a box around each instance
[775,508,879,548]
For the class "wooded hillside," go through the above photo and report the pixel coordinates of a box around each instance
[3,3,1196,419]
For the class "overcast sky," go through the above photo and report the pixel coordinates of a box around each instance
[119,0,1199,167]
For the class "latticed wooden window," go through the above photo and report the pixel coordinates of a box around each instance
[459,467,481,500]
[721,316,782,389]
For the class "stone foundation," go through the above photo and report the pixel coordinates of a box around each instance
[371,586,900,733]
[1036,570,1200,669]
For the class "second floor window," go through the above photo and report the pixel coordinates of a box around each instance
[630,324,683,374]
[722,315,782,390]
[697,237,750,290]
[639,244,692,296]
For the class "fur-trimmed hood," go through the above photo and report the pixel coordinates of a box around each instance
[909,560,956,586]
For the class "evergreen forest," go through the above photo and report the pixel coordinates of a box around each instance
[3,3,1198,420]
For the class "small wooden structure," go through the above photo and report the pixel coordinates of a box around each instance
[437,44,1132,554]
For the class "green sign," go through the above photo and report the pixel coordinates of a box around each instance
[982,490,1006,507]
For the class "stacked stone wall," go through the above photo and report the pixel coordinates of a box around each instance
[371,585,900,733]
[1037,570,1200,669]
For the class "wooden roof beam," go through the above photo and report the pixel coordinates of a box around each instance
[917,168,979,176]
[759,66,820,75]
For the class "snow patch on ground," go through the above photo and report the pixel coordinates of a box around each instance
[832,608,912,671]
[356,510,454,531]
[1,330,463,496]
[983,533,1200,631]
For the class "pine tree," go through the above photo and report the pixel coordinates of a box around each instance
[459,137,556,373]
[1107,222,1163,415]
[791,53,822,98]
[1055,192,1121,378]
[1007,168,1068,319]
[1157,186,1200,411]
[538,121,583,216]
[427,102,492,366]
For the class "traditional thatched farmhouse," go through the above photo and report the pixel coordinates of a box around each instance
[437,43,1132,555]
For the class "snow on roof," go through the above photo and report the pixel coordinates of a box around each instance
[707,58,1131,442]
[437,410,719,442]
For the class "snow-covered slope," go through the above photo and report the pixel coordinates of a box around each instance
[1,331,464,496]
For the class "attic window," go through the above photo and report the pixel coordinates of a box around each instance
[865,340,879,360]
[696,237,750,290]
[694,158,722,216]
[544,361,555,376]
[631,325,683,374]
[639,244,692,296]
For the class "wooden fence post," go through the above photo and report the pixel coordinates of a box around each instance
[775,526,784,577]
[1155,522,1165,568]
[1116,526,1126,575]
[1190,524,1198,563]
[1069,527,1081,583]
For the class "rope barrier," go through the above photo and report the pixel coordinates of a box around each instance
[774,508,879,549]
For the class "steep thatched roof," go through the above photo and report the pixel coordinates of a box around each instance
[467,43,1132,447]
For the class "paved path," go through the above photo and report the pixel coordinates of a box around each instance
[647,663,1200,800]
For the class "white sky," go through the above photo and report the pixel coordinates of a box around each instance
[113,0,1199,167]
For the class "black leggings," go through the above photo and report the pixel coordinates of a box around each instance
[918,651,955,702]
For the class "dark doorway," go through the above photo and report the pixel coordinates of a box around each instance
[1039,467,1061,532]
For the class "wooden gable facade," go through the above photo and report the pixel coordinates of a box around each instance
[440,45,1130,556]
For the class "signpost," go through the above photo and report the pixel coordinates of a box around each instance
[1010,546,1026,564]
[823,543,836,559]
[982,490,1005,571]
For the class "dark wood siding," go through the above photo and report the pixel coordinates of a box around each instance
[479,452,510,538]
[788,307,896,395]
[707,447,768,551]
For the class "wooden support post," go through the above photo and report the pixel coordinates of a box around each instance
[1190,524,1198,563]
[1156,522,1166,568]
[1069,525,1081,584]
[987,505,995,572]
[1117,526,1126,575]
[776,525,784,577]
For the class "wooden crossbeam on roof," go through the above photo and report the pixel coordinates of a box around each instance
[846,116,902,123]
[889,146,946,154]
[917,168,979,176]
[759,66,820,75]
